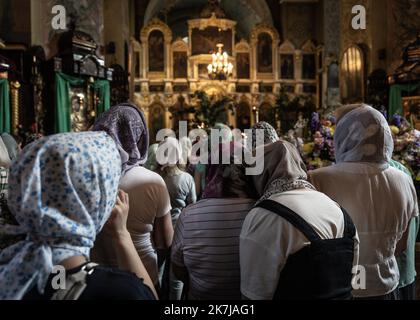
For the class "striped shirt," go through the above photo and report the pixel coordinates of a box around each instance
[171,198,255,300]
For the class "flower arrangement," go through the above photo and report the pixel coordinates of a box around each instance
[284,112,420,181]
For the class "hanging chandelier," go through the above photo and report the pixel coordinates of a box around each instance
[207,43,234,80]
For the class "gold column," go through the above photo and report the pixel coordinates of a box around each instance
[10,81,20,136]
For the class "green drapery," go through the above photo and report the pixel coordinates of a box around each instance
[0,79,10,133]
[55,73,85,133]
[388,82,420,117]
[93,80,111,115]
[55,72,111,133]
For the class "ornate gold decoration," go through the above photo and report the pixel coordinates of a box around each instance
[10,81,20,136]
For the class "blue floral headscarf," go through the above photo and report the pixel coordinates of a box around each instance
[0,132,122,300]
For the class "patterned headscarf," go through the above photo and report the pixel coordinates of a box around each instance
[334,105,393,168]
[92,103,149,175]
[253,140,315,204]
[0,132,122,300]
[250,122,279,150]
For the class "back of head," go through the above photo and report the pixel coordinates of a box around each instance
[253,140,308,198]
[1,132,122,300]
[202,142,255,199]
[334,104,393,166]
[92,103,149,174]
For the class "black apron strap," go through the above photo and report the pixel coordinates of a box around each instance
[257,200,321,242]
[340,207,356,239]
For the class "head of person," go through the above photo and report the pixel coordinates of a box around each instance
[252,140,312,202]
[334,104,393,167]
[0,132,122,300]
[202,141,255,199]
[92,103,149,175]
[209,123,233,148]
[156,136,183,176]
[144,143,159,172]
[250,121,280,151]
[179,136,192,168]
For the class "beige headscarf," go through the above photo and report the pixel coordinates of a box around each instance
[253,140,315,204]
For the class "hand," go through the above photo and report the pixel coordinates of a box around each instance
[105,190,130,239]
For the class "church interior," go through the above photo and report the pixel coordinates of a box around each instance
[0,0,420,302]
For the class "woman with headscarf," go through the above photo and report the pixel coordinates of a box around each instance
[171,142,256,300]
[156,137,196,300]
[0,132,156,300]
[240,140,359,300]
[250,121,280,151]
[91,103,173,289]
[309,104,418,300]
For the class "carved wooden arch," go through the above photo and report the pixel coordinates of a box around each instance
[301,40,316,53]
[279,39,296,53]
[250,24,280,46]
[140,17,173,44]
[172,37,188,52]
[235,39,250,53]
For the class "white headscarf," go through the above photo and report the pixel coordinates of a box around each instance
[0,132,122,300]
[0,137,10,168]
[157,137,182,172]
[334,105,393,168]
[253,141,315,204]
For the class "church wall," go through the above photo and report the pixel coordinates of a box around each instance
[0,0,31,45]
[104,0,131,67]
[30,0,105,59]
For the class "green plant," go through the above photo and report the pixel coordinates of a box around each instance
[193,91,235,129]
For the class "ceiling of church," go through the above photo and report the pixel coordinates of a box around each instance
[144,0,274,39]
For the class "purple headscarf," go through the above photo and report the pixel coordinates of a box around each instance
[201,142,245,199]
[92,103,149,174]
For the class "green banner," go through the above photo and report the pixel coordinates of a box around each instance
[388,82,420,117]
[0,79,10,133]
[55,72,111,133]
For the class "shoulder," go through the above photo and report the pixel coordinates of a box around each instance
[82,266,156,300]
[122,166,167,189]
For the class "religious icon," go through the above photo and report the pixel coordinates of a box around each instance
[237,53,250,79]
[173,52,188,78]
[149,30,164,72]
[280,54,294,79]
[302,54,316,79]
[258,33,273,73]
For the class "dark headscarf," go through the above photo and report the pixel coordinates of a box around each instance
[92,103,149,174]
[201,142,250,199]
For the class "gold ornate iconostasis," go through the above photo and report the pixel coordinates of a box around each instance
[129,4,322,131]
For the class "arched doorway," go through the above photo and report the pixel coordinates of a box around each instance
[341,45,365,104]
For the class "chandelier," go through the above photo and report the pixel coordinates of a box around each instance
[207,43,234,80]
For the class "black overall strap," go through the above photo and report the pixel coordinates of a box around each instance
[257,200,321,242]
[340,207,356,239]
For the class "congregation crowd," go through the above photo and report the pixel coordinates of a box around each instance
[0,102,418,300]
